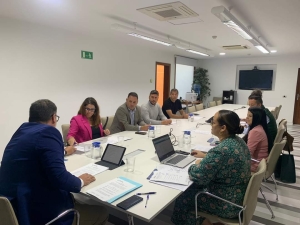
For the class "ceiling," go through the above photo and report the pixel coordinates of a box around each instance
[1,0,300,59]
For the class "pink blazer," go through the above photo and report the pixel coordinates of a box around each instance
[67,114,104,143]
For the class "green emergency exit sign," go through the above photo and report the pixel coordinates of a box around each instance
[81,51,93,60]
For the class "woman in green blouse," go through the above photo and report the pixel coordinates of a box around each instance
[171,110,251,225]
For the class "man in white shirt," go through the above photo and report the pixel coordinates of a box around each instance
[141,90,172,125]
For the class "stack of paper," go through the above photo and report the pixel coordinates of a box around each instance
[148,164,194,191]
[191,145,213,153]
[86,177,142,203]
[71,163,109,177]
[150,171,190,185]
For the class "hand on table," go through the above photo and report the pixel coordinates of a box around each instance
[191,150,207,158]
[79,173,96,186]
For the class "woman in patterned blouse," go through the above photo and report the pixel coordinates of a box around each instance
[171,110,251,225]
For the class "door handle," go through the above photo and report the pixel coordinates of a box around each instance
[297,93,299,101]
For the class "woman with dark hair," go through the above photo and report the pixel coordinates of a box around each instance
[243,107,271,172]
[67,97,110,145]
[171,110,251,225]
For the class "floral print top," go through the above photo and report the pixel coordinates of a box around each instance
[188,135,251,205]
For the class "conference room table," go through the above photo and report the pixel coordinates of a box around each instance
[65,104,274,224]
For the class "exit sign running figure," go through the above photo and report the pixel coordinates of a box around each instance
[81,51,93,60]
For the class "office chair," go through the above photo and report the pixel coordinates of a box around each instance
[195,103,204,111]
[61,124,71,144]
[209,101,216,107]
[0,196,80,225]
[187,105,196,113]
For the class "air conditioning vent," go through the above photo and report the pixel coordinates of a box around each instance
[137,1,199,21]
[222,45,250,50]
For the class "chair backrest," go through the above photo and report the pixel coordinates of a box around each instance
[209,101,216,107]
[270,110,276,118]
[273,122,285,144]
[187,105,196,113]
[216,100,222,105]
[195,103,204,111]
[213,97,222,102]
[61,124,70,144]
[0,197,19,225]
[242,159,266,225]
[101,116,114,130]
[276,105,282,120]
[273,106,279,120]
[278,119,287,130]
[265,140,286,179]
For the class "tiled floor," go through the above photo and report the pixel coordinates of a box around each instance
[105,124,300,225]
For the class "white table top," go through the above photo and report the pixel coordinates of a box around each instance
[64,104,274,222]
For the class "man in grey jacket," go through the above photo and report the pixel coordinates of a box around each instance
[110,92,150,134]
[141,90,172,125]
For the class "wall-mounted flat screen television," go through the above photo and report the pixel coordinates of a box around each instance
[239,70,273,90]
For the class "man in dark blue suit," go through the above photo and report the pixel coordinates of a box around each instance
[0,99,108,225]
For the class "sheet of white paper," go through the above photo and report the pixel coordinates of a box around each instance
[75,146,85,152]
[87,178,136,202]
[71,163,108,177]
[150,171,190,185]
[193,130,211,135]
[171,120,177,125]
[191,144,213,153]
[193,116,204,121]
[107,136,132,144]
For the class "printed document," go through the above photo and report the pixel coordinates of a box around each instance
[71,163,108,177]
[150,171,190,185]
[87,177,142,203]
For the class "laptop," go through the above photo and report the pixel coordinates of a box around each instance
[152,134,195,168]
[95,144,126,170]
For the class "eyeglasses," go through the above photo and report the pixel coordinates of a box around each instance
[85,107,95,112]
[51,114,60,122]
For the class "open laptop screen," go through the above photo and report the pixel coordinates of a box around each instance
[152,134,175,162]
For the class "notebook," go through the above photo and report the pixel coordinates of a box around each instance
[152,134,195,168]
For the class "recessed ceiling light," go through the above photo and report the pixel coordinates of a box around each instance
[270,50,277,53]
[219,53,226,55]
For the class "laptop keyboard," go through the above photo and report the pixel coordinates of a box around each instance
[166,155,186,164]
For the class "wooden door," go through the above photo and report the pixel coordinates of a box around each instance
[293,69,300,124]
[155,62,171,106]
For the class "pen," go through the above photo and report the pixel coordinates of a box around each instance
[137,192,156,195]
[145,194,149,208]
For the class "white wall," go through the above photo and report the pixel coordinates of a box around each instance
[198,55,300,123]
[175,64,194,99]
[0,18,175,158]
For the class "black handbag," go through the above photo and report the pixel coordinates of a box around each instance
[275,150,296,183]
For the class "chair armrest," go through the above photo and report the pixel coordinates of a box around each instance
[195,190,245,220]
[45,208,80,225]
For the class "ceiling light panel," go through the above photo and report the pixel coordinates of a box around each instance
[128,33,172,46]
[186,49,209,56]
[255,46,269,54]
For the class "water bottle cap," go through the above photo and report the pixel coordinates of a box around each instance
[184,131,191,135]
[92,142,101,147]
[149,126,155,130]
[189,113,194,116]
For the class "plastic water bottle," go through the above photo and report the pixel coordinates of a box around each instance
[148,126,155,138]
[183,131,191,145]
[188,113,194,122]
[92,142,102,159]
